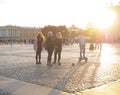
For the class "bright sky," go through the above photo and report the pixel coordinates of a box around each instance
[0,0,119,29]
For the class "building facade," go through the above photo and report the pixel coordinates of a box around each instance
[68,25,83,37]
[0,25,40,43]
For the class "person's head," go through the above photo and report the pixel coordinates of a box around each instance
[47,31,53,37]
[37,33,42,39]
[35,32,46,41]
[56,32,62,39]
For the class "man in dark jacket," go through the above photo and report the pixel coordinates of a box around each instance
[46,31,54,66]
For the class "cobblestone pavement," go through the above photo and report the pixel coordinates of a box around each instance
[0,89,13,95]
[0,43,120,94]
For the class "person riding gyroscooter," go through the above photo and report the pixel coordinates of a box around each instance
[76,31,88,62]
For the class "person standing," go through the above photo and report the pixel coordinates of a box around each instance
[34,32,46,64]
[53,32,63,65]
[77,31,87,58]
[95,35,102,50]
[45,31,54,66]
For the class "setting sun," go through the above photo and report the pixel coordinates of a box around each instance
[91,9,115,30]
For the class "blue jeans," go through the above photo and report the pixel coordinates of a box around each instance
[79,44,85,58]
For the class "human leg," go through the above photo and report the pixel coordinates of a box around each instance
[38,50,42,64]
[36,51,39,64]
[82,44,86,58]
[47,50,50,65]
[47,49,54,66]
[58,49,62,63]
[79,44,82,58]
[53,49,57,64]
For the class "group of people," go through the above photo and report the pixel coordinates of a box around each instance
[34,31,102,67]
[95,35,102,50]
[34,31,63,67]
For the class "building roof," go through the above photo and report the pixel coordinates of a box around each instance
[68,25,80,32]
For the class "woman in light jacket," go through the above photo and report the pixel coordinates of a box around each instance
[34,32,46,64]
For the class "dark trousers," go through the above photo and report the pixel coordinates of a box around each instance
[36,50,42,63]
[54,48,62,63]
[47,48,54,63]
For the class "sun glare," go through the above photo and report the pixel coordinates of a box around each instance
[100,44,116,65]
[0,0,117,28]
[91,8,115,30]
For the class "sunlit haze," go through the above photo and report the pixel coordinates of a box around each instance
[0,0,119,28]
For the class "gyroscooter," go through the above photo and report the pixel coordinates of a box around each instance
[78,44,88,63]
[78,56,88,62]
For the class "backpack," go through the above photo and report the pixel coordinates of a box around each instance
[89,43,94,51]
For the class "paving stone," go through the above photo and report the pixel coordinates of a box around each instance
[0,44,120,93]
